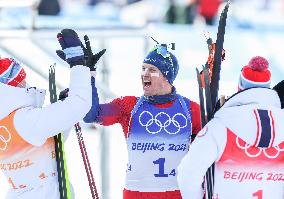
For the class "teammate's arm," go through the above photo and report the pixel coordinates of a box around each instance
[177,120,223,199]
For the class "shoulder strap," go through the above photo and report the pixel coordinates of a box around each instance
[177,94,193,140]
[177,94,192,122]
[128,96,145,135]
[131,96,145,117]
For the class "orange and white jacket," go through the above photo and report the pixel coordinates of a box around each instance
[0,65,91,199]
[177,88,284,199]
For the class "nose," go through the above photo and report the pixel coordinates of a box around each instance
[141,68,150,76]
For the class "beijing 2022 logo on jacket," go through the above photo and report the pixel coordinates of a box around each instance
[236,137,284,159]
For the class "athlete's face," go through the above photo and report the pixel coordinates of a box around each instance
[141,63,172,96]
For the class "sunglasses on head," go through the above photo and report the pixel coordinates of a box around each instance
[154,44,171,59]
[152,44,175,67]
[150,37,175,57]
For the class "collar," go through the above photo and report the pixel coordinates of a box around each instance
[144,86,177,105]
[221,87,280,109]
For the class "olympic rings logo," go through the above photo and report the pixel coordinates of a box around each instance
[0,126,11,151]
[236,137,284,159]
[138,111,188,135]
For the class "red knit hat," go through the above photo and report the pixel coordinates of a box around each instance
[0,58,26,87]
[238,56,271,90]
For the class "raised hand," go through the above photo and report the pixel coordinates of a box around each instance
[81,35,106,71]
[56,29,85,68]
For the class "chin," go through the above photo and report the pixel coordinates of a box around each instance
[143,87,156,96]
[143,91,151,96]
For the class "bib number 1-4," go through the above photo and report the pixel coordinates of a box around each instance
[153,158,176,177]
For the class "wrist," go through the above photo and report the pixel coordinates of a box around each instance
[63,46,85,67]
[69,59,85,67]
[63,46,84,59]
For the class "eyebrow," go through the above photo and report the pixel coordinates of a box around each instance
[142,67,157,70]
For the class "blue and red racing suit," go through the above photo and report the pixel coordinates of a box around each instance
[84,77,201,199]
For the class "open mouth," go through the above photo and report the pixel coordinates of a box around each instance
[143,80,151,89]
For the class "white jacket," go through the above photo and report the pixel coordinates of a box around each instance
[177,88,284,199]
[0,65,91,199]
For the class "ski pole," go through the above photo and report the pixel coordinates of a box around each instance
[74,123,99,199]
[49,64,71,199]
